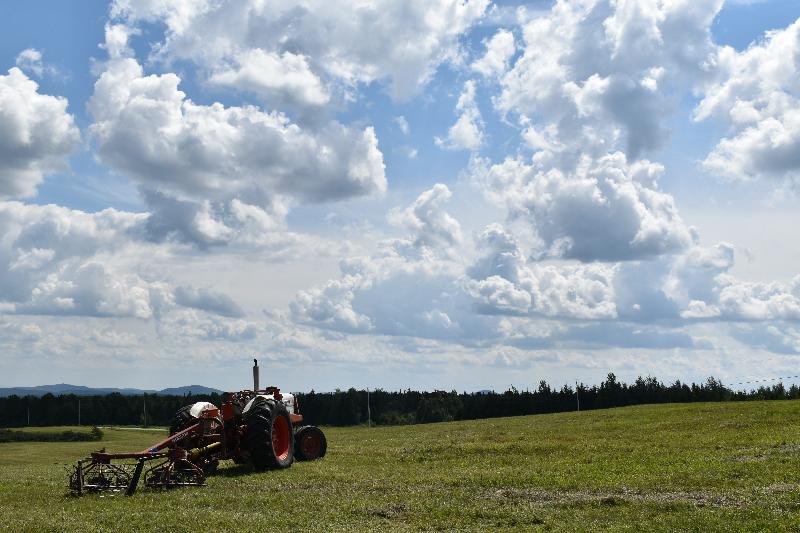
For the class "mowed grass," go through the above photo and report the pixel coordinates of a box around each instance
[3,401,800,531]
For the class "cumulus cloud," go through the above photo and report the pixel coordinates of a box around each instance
[16,262,170,319]
[292,185,483,340]
[141,191,306,251]
[0,201,147,304]
[208,49,330,108]
[294,188,622,346]
[615,242,800,323]
[696,19,800,186]
[290,212,728,350]
[174,286,245,318]
[501,319,702,351]
[435,80,484,151]
[0,201,250,321]
[0,68,80,197]
[90,28,386,205]
[387,184,462,258]
[731,324,800,355]
[466,224,617,319]
[87,25,385,246]
[110,0,489,101]
[498,0,723,161]
[466,1,723,266]
[471,29,515,77]
[474,152,693,262]
[162,310,258,341]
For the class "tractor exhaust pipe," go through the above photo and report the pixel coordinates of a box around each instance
[253,358,259,391]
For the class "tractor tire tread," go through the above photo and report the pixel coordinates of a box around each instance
[169,404,197,436]
[244,398,294,470]
[294,425,327,461]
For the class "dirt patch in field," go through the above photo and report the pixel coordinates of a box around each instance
[758,483,800,495]
[487,487,748,509]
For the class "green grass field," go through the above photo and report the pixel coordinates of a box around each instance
[2,401,800,531]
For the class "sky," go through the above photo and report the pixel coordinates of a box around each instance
[1,0,800,393]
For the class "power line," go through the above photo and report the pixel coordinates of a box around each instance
[727,375,800,386]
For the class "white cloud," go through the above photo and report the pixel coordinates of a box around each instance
[466,224,617,319]
[141,191,305,250]
[90,28,386,206]
[0,68,80,197]
[387,184,462,258]
[292,185,482,339]
[87,25,386,246]
[731,324,800,355]
[293,188,619,344]
[0,201,255,321]
[208,49,329,108]
[498,0,723,161]
[16,262,170,319]
[467,0,721,268]
[174,286,245,318]
[435,80,484,151]
[394,116,410,135]
[474,152,693,262]
[696,20,800,186]
[617,242,800,323]
[0,201,164,318]
[471,28,515,77]
[15,49,44,78]
[162,310,259,341]
[0,201,147,305]
[110,0,490,101]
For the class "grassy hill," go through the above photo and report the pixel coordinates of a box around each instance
[1,401,800,531]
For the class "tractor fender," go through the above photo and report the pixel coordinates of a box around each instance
[242,393,296,415]
[242,395,273,415]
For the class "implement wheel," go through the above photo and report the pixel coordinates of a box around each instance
[294,425,327,461]
[245,398,294,470]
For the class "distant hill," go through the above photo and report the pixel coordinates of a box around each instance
[156,385,223,396]
[0,384,223,397]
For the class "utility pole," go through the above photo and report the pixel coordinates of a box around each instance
[367,388,371,428]
[143,394,148,427]
[78,398,81,426]
[27,403,30,426]
[576,381,580,412]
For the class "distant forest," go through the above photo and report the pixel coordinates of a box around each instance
[1,374,798,428]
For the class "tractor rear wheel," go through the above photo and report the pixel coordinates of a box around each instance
[294,425,327,461]
[244,398,294,470]
[169,404,196,436]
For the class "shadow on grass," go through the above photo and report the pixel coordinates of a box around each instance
[212,463,257,478]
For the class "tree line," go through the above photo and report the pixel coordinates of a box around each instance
[1,374,797,428]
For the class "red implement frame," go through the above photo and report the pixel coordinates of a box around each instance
[69,412,224,496]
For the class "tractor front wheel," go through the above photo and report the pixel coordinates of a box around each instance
[294,425,327,461]
[244,398,294,470]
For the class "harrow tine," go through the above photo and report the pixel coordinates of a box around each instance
[69,458,134,495]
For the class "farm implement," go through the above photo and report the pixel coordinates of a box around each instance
[68,360,326,495]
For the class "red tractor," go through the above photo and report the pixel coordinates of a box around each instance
[69,360,326,495]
